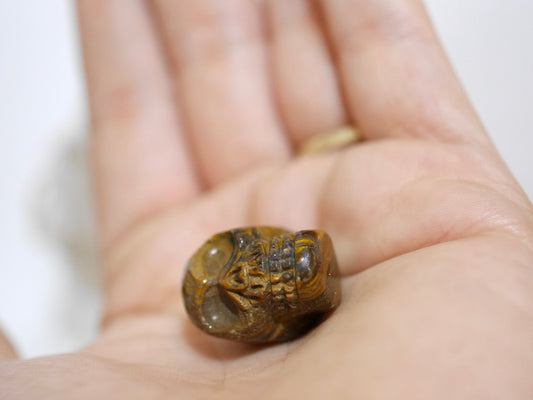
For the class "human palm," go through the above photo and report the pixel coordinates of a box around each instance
[2,1,533,398]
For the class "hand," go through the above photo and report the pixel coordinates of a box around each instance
[2,0,533,398]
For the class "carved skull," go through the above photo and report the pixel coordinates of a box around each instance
[182,227,341,342]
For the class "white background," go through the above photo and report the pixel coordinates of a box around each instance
[0,1,532,358]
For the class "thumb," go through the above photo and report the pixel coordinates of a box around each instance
[0,328,18,361]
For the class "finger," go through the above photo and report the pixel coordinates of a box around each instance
[151,0,290,186]
[320,0,490,144]
[249,142,531,275]
[78,0,200,245]
[0,329,17,361]
[266,0,348,146]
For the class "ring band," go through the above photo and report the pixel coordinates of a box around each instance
[298,125,361,155]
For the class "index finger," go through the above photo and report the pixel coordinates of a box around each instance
[77,0,200,246]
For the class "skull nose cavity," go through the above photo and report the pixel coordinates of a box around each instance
[220,263,248,291]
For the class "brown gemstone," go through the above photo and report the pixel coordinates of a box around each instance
[182,227,341,343]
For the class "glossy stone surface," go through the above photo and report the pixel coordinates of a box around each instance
[182,227,341,343]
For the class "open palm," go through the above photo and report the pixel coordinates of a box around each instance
[2,1,533,398]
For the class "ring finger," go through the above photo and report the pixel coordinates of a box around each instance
[266,0,349,148]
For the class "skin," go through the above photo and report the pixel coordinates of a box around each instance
[2,0,533,398]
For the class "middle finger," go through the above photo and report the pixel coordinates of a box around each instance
[151,0,290,187]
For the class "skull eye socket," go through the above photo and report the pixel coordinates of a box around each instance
[202,232,235,277]
[201,286,240,333]
[295,246,317,282]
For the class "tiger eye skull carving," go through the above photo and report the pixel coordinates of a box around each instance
[182,227,341,343]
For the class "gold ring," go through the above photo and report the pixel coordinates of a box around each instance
[298,125,361,155]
